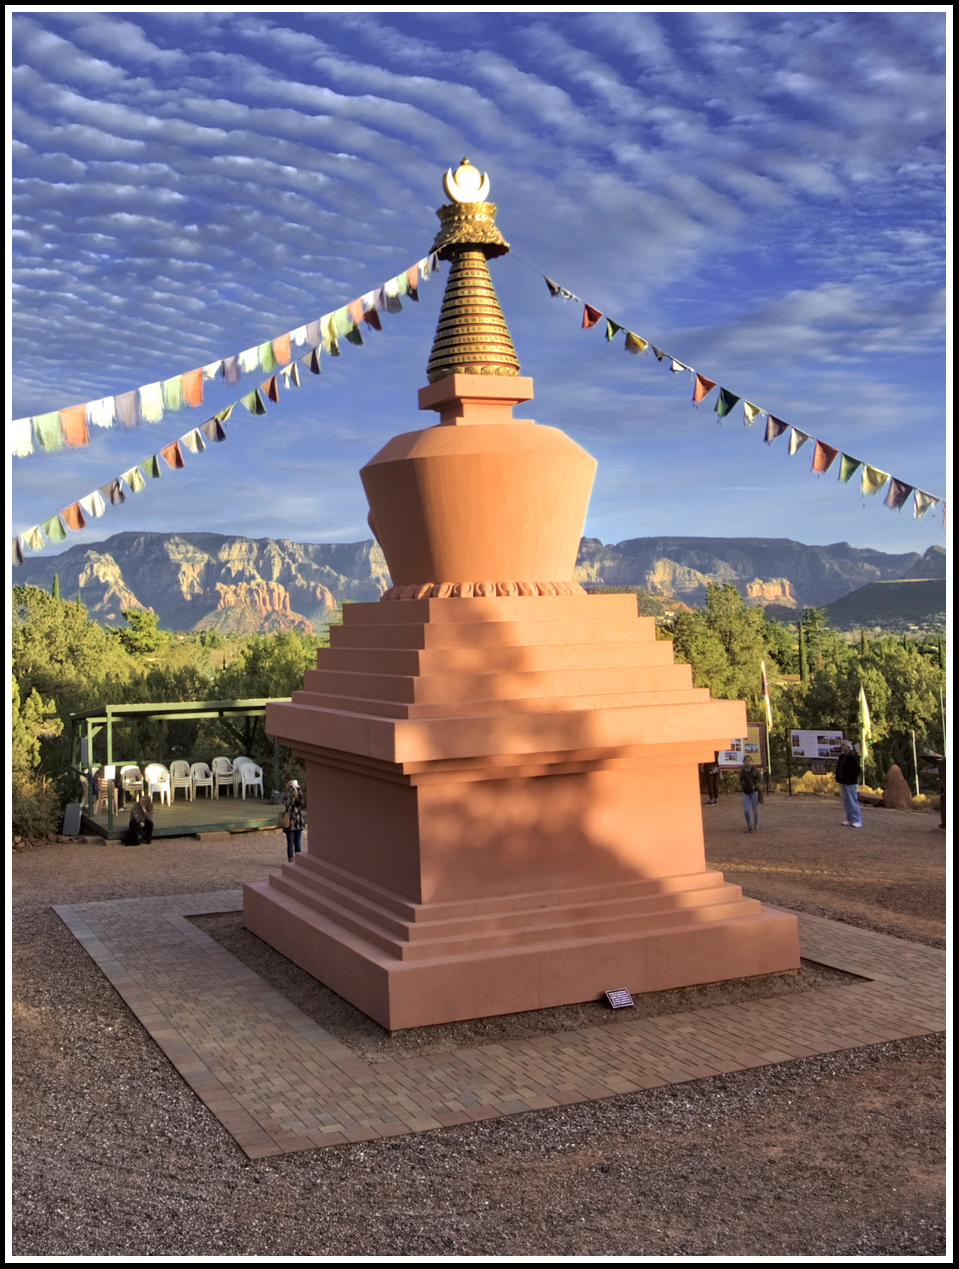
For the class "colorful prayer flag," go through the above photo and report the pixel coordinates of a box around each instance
[214,404,234,423]
[221,355,240,385]
[860,684,873,759]
[12,418,34,457]
[86,397,116,430]
[202,361,222,380]
[240,388,267,415]
[181,368,204,408]
[624,332,647,355]
[12,537,24,566]
[180,429,206,454]
[692,374,717,404]
[652,347,667,361]
[262,376,280,403]
[322,316,340,357]
[257,341,276,373]
[838,453,862,484]
[544,276,562,297]
[60,503,86,531]
[272,333,291,366]
[280,363,300,389]
[383,281,403,313]
[159,441,185,470]
[40,514,67,543]
[138,383,164,423]
[161,376,183,412]
[101,479,126,505]
[743,401,763,428]
[290,325,309,348]
[582,304,602,329]
[884,478,912,510]
[405,264,420,298]
[346,299,364,327]
[912,489,938,520]
[861,465,889,496]
[811,440,839,474]
[362,308,382,331]
[788,428,811,456]
[305,319,322,348]
[141,455,162,480]
[22,525,45,551]
[79,491,107,519]
[60,405,90,449]
[670,359,687,374]
[122,466,146,492]
[201,417,227,443]
[303,348,322,375]
[33,412,64,452]
[344,324,364,346]
[238,347,259,374]
[115,390,138,428]
[715,388,740,419]
[606,319,623,342]
[761,661,772,727]
[764,416,789,444]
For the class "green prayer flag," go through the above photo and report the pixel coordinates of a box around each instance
[161,376,183,412]
[121,466,146,493]
[257,342,276,373]
[605,318,623,342]
[861,465,889,497]
[333,306,353,338]
[715,388,741,419]
[40,514,67,543]
[141,455,161,479]
[240,389,266,415]
[33,412,64,452]
[344,325,364,346]
[838,454,862,484]
[214,404,234,423]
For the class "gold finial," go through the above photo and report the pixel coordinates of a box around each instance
[443,158,490,204]
[426,161,519,383]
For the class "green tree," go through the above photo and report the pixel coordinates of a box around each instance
[12,678,62,773]
[51,573,59,600]
[798,623,809,683]
[665,585,773,714]
[113,608,167,656]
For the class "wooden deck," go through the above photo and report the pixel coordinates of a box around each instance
[81,792,295,840]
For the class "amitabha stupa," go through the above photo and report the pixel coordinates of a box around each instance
[244,160,800,1030]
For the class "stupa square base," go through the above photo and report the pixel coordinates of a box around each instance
[243,863,800,1031]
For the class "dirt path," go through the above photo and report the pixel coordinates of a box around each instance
[12,797,946,1256]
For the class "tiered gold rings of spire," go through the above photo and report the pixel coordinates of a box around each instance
[426,159,520,384]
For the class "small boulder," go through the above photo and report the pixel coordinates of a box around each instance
[882,764,913,810]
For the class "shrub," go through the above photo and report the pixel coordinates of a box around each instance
[12,772,62,839]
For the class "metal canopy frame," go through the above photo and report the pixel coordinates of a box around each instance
[68,697,290,836]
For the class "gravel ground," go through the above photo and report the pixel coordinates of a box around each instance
[12,794,946,1257]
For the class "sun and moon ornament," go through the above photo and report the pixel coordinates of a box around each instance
[427,159,519,382]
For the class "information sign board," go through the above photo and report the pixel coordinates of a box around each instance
[790,729,843,761]
[605,989,634,1009]
[717,723,766,768]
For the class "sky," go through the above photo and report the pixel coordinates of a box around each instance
[9,8,949,564]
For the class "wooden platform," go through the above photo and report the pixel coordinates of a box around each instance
[81,793,295,840]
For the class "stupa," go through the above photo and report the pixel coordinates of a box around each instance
[244,160,800,1030]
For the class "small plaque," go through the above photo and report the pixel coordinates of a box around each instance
[605,988,634,1009]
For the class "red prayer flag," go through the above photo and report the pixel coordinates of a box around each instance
[582,304,602,329]
[60,502,86,531]
[181,368,204,408]
[347,299,364,327]
[362,308,382,331]
[272,332,291,366]
[59,404,90,448]
[811,440,839,474]
[406,264,420,294]
[159,440,185,469]
[692,374,717,404]
[262,375,279,403]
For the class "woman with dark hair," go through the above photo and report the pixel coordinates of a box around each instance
[739,756,760,832]
[281,779,305,862]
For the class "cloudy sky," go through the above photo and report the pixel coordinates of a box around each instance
[10,9,948,562]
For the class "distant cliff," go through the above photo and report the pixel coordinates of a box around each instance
[15,532,390,633]
[574,536,936,610]
[14,532,943,633]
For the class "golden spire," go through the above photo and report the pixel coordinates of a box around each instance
[426,160,520,384]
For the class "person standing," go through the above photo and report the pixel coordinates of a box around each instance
[739,755,760,832]
[835,741,862,828]
[282,779,305,861]
[703,754,721,805]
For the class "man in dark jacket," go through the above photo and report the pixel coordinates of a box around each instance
[835,741,862,827]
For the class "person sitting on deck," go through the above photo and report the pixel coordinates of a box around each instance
[123,793,154,846]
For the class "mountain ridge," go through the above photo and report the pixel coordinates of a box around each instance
[13,532,944,633]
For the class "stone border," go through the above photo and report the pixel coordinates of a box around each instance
[54,893,945,1159]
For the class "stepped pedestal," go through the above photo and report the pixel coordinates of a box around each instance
[245,592,800,1030]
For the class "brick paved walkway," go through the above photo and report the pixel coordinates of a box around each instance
[54,893,945,1159]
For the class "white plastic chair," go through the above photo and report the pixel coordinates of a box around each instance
[191,762,214,800]
[144,763,171,806]
[237,762,264,800]
[120,765,143,805]
[211,757,234,798]
[232,757,250,796]
[169,759,193,802]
